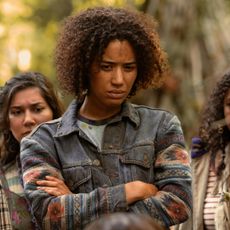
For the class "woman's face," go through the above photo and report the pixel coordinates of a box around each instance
[8,87,53,142]
[224,88,230,129]
[87,39,137,113]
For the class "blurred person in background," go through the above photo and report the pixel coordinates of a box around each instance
[84,213,166,230]
[174,71,230,230]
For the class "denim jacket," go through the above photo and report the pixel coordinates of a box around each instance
[20,100,192,229]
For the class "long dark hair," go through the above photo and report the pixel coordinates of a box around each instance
[199,71,230,176]
[0,72,64,164]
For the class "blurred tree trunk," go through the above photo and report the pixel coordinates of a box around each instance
[132,0,230,144]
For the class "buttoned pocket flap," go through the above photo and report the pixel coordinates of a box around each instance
[120,145,153,168]
[62,163,92,190]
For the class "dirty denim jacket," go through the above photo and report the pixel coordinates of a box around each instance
[20,100,192,230]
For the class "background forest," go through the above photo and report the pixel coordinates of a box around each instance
[1,0,230,145]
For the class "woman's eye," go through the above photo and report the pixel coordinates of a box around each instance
[33,106,44,113]
[10,110,21,116]
[124,64,136,71]
[101,64,112,71]
[34,107,43,113]
[225,102,230,107]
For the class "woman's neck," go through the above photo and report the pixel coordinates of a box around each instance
[79,97,121,120]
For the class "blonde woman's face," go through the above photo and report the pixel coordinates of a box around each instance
[224,89,230,130]
[8,87,53,142]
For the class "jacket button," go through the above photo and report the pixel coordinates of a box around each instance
[93,159,100,166]
[144,153,148,163]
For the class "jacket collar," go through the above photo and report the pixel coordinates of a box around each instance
[120,101,140,127]
[55,99,140,137]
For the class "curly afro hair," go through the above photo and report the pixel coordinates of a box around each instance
[199,71,230,175]
[55,7,169,99]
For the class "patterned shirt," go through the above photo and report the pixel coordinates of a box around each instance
[0,160,35,229]
[0,160,22,230]
[0,184,12,230]
[203,167,221,229]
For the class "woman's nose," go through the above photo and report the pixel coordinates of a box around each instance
[23,111,36,127]
[112,67,124,85]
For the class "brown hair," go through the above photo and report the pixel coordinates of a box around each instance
[199,71,230,175]
[55,7,169,99]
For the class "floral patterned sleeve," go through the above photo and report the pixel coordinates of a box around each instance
[129,115,192,227]
[20,136,127,230]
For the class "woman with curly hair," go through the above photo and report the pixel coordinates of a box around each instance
[175,72,230,230]
[20,7,192,229]
[0,72,71,229]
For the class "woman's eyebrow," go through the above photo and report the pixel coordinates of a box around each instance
[10,102,44,108]
[101,60,137,64]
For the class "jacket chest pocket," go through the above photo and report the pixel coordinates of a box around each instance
[62,162,93,193]
[120,145,154,183]
[62,161,113,193]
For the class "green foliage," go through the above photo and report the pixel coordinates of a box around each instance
[72,0,144,12]
[24,0,73,26]
[0,0,146,107]
[0,0,144,86]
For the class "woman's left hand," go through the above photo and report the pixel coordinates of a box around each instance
[36,175,72,196]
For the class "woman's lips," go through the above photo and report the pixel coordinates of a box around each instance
[22,131,32,137]
[107,91,126,99]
